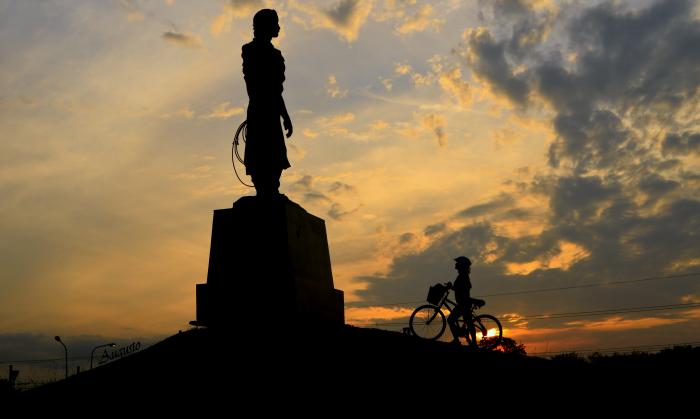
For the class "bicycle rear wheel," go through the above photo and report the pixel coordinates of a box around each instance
[409,305,446,340]
[466,314,503,349]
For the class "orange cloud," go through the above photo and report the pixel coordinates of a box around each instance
[345,306,414,326]
[564,316,687,331]
[289,0,373,42]
[395,4,443,34]
[326,75,348,98]
[201,102,245,120]
[211,0,264,37]
[505,241,590,275]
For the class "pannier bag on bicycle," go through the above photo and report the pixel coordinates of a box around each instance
[426,283,447,305]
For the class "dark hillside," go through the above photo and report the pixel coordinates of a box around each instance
[14,325,699,408]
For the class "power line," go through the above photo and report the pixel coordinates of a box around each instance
[515,302,700,320]
[345,271,700,309]
[352,302,700,328]
[481,272,700,298]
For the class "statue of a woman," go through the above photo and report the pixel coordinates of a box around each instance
[242,9,293,197]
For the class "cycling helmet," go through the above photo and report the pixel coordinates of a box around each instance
[454,256,472,266]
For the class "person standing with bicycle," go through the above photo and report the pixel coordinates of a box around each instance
[447,256,484,346]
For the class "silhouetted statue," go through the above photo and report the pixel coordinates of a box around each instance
[446,256,485,345]
[190,9,343,331]
[242,9,293,197]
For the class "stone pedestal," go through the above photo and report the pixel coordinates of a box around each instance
[192,196,344,328]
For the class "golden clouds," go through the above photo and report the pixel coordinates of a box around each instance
[391,57,472,108]
[505,241,591,275]
[318,112,355,125]
[394,62,412,75]
[394,4,442,34]
[396,112,448,147]
[160,106,195,119]
[325,74,348,98]
[345,306,413,326]
[375,0,443,35]
[211,0,264,37]
[289,0,373,42]
[564,316,687,332]
[161,103,246,120]
[369,120,389,130]
[437,67,471,107]
[302,128,319,138]
[668,257,700,272]
[681,294,700,304]
[201,102,245,120]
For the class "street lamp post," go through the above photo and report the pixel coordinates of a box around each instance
[54,336,67,379]
[90,343,116,370]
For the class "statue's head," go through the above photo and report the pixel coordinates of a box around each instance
[253,9,280,39]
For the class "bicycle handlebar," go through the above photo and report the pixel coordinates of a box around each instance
[442,283,485,306]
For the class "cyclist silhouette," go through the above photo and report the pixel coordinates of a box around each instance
[446,256,485,346]
[242,9,293,197]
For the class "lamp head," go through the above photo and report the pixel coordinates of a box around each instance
[54,336,61,342]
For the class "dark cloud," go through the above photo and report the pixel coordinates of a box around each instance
[424,223,446,236]
[496,207,532,221]
[328,202,360,221]
[662,131,700,156]
[325,0,365,27]
[490,0,532,18]
[357,223,503,305]
[304,191,332,203]
[288,176,360,221]
[358,191,700,323]
[454,193,515,219]
[638,173,680,199]
[461,28,530,105]
[464,0,700,173]
[548,175,619,224]
[548,110,637,172]
[328,181,357,195]
[356,1,700,348]
[398,232,415,244]
[291,175,314,190]
[551,0,700,168]
[566,0,700,114]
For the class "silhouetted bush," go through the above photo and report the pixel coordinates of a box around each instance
[487,337,527,355]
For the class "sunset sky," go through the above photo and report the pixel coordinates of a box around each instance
[2,0,700,362]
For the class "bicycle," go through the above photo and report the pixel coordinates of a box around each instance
[409,282,503,349]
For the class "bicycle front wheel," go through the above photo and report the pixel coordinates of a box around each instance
[409,305,446,340]
[467,314,503,349]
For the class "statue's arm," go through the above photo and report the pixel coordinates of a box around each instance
[281,96,293,138]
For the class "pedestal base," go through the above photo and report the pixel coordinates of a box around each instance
[193,195,344,328]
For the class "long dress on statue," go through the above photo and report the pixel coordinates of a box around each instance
[241,38,291,177]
